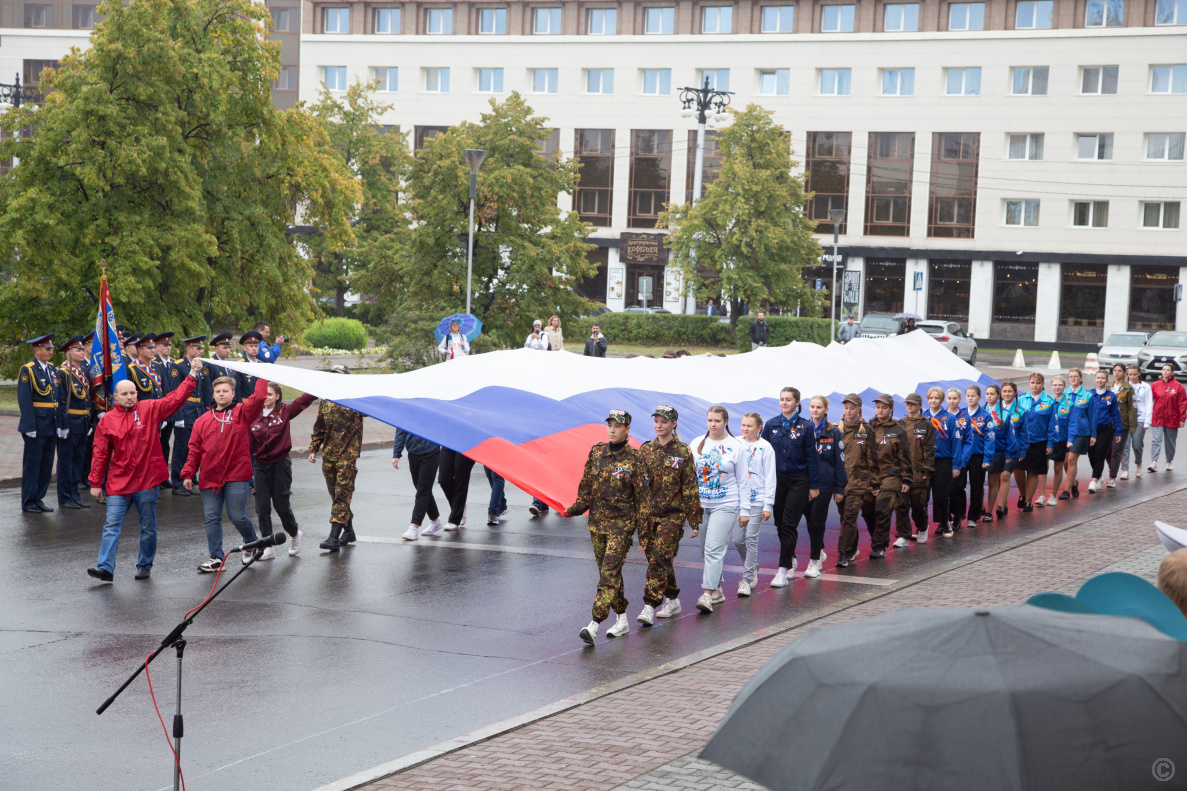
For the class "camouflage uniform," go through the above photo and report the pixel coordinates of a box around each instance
[310,401,364,527]
[638,437,703,607]
[566,442,648,622]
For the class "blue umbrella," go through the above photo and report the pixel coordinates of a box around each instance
[434,313,483,343]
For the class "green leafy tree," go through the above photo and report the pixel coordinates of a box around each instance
[659,105,823,342]
[368,93,596,348]
[0,0,359,372]
[305,79,412,317]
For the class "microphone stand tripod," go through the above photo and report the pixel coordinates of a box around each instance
[97,550,262,791]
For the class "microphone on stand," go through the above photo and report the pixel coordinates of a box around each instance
[228,532,288,554]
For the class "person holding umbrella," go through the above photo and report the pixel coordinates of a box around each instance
[896,314,921,334]
[438,319,470,360]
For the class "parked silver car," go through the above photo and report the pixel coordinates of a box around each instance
[917,320,978,364]
[857,314,901,339]
[1098,332,1150,371]
[1137,331,1187,381]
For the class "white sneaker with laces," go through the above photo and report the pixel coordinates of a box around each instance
[771,570,788,588]
[421,519,443,537]
[444,523,459,532]
[1166,462,1174,472]
[696,593,714,613]
[580,620,599,644]
[711,587,726,605]
[1119,471,1129,480]
[803,559,821,578]
[1137,469,1144,478]
[289,530,303,557]
[1088,480,1098,493]
[892,537,910,549]
[198,557,223,573]
[656,598,682,618]
[241,549,253,565]
[737,579,752,597]
[401,525,419,541]
[1106,478,1117,489]
[917,530,929,544]
[637,605,655,626]
[606,613,629,638]
[259,546,276,561]
[819,550,827,565]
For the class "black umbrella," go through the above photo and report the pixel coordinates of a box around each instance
[701,606,1187,791]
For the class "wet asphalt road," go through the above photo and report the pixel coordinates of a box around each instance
[1,441,1180,791]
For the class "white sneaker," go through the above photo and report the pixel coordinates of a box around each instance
[636,605,655,626]
[401,525,419,541]
[429,518,443,533]
[289,530,303,557]
[892,537,910,549]
[1106,478,1117,489]
[580,620,598,644]
[259,546,276,561]
[459,507,468,526]
[444,523,459,532]
[656,598,682,618]
[421,519,443,537]
[1035,498,1045,507]
[711,587,726,605]
[241,550,253,565]
[696,593,714,613]
[606,613,629,638]
[819,550,827,565]
[1119,471,1129,480]
[917,530,929,544]
[737,579,752,597]
[1088,480,1098,493]
[771,570,788,588]
[1137,469,1144,478]
[803,559,821,578]
[1166,462,1173,472]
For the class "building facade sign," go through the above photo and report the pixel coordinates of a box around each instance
[619,232,668,265]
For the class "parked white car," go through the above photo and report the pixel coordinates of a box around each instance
[917,320,979,364]
[1098,332,1149,371]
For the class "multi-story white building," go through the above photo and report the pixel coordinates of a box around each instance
[4,0,1186,346]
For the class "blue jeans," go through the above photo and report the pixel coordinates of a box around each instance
[484,466,507,514]
[200,481,258,560]
[96,486,160,573]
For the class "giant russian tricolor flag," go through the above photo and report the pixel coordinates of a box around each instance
[212,332,995,512]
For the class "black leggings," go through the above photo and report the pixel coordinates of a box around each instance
[437,447,476,525]
[1089,425,1116,479]
[409,449,441,525]
[931,457,953,528]
[805,490,832,561]
[253,458,299,537]
[966,455,985,521]
[949,465,968,525]
[774,474,810,569]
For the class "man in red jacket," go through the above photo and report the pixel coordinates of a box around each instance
[182,373,269,572]
[1150,363,1187,473]
[87,359,204,582]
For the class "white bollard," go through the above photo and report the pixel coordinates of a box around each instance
[1083,352,1100,375]
[1011,349,1026,369]
[1048,350,1062,371]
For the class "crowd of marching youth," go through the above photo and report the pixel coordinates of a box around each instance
[562,362,1187,644]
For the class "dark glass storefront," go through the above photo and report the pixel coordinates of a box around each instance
[1130,266,1177,332]
[864,258,905,315]
[574,247,609,303]
[991,262,1038,341]
[927,259,971,328]
[1058,264,1108,344]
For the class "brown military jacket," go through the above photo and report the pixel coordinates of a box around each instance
[638,437,703,537]
[310,400,364,462]
[566,441,648,536]
[898,413,936,489]
[841,419,876,495]
[870,415,905,492]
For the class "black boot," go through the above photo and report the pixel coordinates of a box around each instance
[340,519,356,545]
[319,523,342,551]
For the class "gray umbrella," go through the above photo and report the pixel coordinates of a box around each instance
[701,606,1187,791]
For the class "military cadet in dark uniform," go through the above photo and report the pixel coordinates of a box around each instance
[154,331,179,459]
[836,394,876,568]
[895,392,936,547]
[636,405,702,626]
[121,331,139,371]
[127,333,163,401]
[868,393,909,560]
[170,336,208,495]
[203,332,240,406]
[236,330,265,403]
[56,335,92,509]
[308,364,364,551]
[565,409,649,645]
[18,334,59,513]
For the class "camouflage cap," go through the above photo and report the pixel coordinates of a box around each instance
[842,393,862,407]
[652,405,678,421]
[874,393,895,407]
[606,409,632,425]
[905,392,923,405]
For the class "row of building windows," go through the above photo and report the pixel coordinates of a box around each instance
[844,260,1180,337]
[306,0,1187,35]
[316,64,1187,96]
[1002,198,1180,227]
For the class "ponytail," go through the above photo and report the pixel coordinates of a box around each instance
[698,405,731,454]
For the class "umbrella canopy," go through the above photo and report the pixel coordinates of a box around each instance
[434,313,483,342]
[1157,520,1187,552]
[893,312,922,322]
[701,606,1187,791]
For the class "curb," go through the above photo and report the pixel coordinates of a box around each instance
[312,481,1187,791]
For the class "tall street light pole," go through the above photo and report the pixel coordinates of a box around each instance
[679,78,732,315]
[829,209,847,343]
[463,148,486,315]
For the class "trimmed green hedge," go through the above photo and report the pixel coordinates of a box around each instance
[303,317,368,351]
[565,313,832,352]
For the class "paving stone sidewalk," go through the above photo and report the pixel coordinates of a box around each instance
[355,486,1184,791]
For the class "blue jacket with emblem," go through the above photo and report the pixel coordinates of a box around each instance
[1091,387,1123,433]
[1066,385,1097,440]
[1051,394,1072,444]
[988,402,1020,458]
[760,412,821,488]
[811,418,847,493]
[1017,391,1058,447]
[959,406,991,467]
[925,408,962,461]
